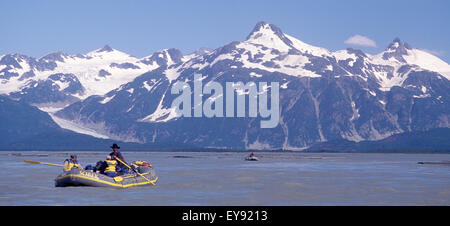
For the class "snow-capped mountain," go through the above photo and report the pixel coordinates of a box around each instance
[367,38,450,90]
[2,22,450,150]
[0,45,187,108]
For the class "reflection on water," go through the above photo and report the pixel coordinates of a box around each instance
[0,151,449,205]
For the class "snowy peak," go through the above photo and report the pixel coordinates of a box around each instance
[39,52,67,62]
[193,47,213,56]
[382,38,412,63]
[403,48,450,80]
[0,53,32,64]
[245,21,293,52]
[246,21,287,41]
[97,45,114,53]
[140,48,183,66]
[162,48,183,64]
[372,37,450,80]
[2,22,450,105]
[346,48,367,58]
[85,45,133,60]
[181,48,213,63]
[0,54,27,68]
[244,22,331,57]
[386,37,412,51]
[0,45,163,101]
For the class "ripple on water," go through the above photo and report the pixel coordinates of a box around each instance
[1,152,450,205]
[234,177,258,183]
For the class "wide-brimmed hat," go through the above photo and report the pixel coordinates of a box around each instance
[110,143,120,149]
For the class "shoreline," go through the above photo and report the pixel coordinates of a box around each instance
[1,149,450,155]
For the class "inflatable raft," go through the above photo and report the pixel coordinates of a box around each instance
[55,166,158,188]
[245,156,259,161]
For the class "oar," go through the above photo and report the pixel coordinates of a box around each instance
[24,160,64,167]
[113,156,155,185]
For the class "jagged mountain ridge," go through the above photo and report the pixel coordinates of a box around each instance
[2,21,450,150]
[0,45,204,107]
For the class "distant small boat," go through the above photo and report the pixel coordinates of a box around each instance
[245,156,259,161]
[417,161,450,165]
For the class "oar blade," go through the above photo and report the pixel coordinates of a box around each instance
[24,160,41,164]
[24,160,64,167]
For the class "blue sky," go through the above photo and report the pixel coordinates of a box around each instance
[1,0,449,62]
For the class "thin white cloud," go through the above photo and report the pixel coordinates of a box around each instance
[344,35,377,47]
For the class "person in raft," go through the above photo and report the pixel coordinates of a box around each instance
[104,156,118,177]
[63,154,82,171]
[108,143,128,174]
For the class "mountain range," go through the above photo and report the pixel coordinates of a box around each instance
[1,21,449,151]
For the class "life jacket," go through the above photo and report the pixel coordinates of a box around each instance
[65,159,80,171]
[109,152,124,166]
[133,160,152,168]
[105,159,117,173]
